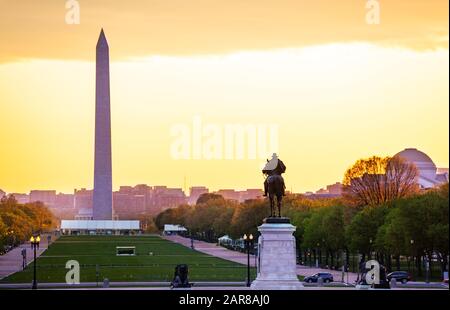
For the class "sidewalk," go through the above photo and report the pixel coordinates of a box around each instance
[0,233,54,280]
[163,235,359,283]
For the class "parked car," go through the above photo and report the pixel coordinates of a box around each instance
[387,271,411,284]
[303,273,334,283]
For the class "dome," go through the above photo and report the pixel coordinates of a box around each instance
[394,148,437,177]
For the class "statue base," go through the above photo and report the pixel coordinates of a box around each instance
[250,220,304,290]
[263,217,290,224]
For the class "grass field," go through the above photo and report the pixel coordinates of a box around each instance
[2,235,256,283]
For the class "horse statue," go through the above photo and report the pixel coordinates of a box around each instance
[262,153,286,218]
[267,174,284,217]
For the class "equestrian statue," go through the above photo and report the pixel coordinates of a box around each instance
[262,153,286,217]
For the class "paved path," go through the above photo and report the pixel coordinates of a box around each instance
[0,233,55,280]
[163,235,359,283]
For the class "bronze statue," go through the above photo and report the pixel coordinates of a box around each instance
[262,153,286,217]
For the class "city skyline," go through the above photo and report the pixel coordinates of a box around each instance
[0,145,447,195]
[0,1,448,194]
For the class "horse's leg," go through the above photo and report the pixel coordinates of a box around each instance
[269,195,274,217]
[277,195,281,217]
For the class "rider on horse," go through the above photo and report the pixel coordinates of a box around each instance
[262,153,286,196]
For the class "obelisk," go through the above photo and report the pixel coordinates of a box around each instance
[93,29,113,220]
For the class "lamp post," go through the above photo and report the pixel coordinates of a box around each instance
[30,234,40,289]
[8,230,15,246]
[243,233,254,287]
[190,232,194,250]
[316,242,320,268]
[369,238,373,260]
[410,239,414,278]
[425,252,430,284]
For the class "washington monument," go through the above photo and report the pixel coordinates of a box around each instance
[93,29,113,220]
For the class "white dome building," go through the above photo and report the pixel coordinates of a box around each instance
[394,148,448,189]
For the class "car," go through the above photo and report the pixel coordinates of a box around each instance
[387,271,411,284]
[303,273,334,283]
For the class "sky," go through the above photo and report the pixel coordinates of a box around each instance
[0,0,448,194]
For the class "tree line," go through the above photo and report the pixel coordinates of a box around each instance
[0,195,56,252]
[155,155,449,278]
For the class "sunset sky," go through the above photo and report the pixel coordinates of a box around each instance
[0,0,448,194]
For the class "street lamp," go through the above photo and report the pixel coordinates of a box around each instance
[369,238,373,259]
[316,242,320,268]
[410,239,415,278]
[424,251,430,284]
[30,234,40,289]
[243,233,254,287]
[8,230,15,246]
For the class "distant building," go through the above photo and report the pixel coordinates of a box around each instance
[8,193,29,204]
[315,188,328,195]
[394,148,449,189]
[75,208,93,220]
[55,193,75,209]
[74,188,94,220]
[303,182,343,198]
[213,188,263,202]
[311,182,343,197]
[215,189,240,201]
[74,188,93,210]
[188,186,209,205]
[326,182,343,195]
[30,190,57,207]
[113,186,146,218]
[0,189,5,199]
[152,187,187,212]
[239,189,264,201]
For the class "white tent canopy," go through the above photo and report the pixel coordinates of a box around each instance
[163,224,187,232]
[218,235,232,241]
[61,220,140,230]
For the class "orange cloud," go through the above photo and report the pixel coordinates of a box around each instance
[0,0,448,63]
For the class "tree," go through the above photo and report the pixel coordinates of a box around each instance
[0,217,7,250]
[302,206,346,268]
[384,156,420,201]
[346,204,388,258]
[0,196,55,247]
[154,204,191,230]
[229,200,268,239]
[380,190,449,276]
[137,214,159,233]
[322,206,346,267]
[186,201,223,240]
[343,155,418,207]
[196,193,225,205]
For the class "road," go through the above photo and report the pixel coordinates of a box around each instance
[0,233,55,280]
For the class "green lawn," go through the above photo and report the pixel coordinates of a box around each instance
[2,235,255,283]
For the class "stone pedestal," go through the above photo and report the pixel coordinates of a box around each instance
[251,219,304,290]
